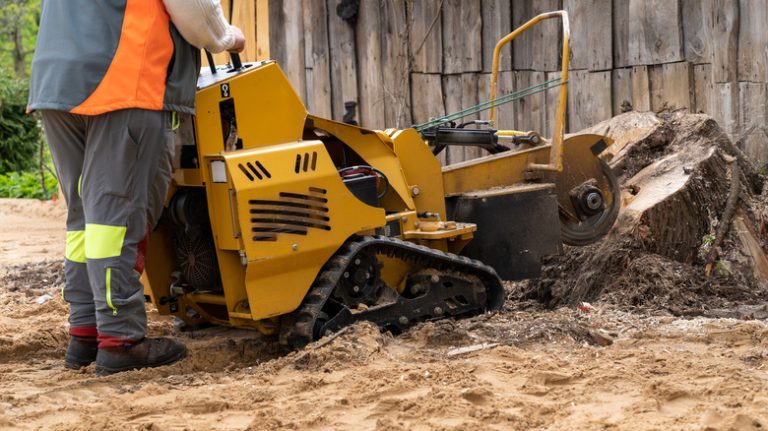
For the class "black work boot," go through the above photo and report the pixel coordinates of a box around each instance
[64,336,99,370]
[95,337,187,376]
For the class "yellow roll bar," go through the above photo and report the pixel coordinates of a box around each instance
[489,10,570,172]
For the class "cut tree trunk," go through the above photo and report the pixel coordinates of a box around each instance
[527,110,768,309]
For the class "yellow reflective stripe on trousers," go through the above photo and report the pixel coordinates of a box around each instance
[85,223,126,259]
[105,267,117,315]
[65,230,86,263]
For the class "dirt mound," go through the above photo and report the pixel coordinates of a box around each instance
[0,260,64,293]
[525,111,768,315]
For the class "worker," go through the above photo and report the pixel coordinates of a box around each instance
[27,0,245,375]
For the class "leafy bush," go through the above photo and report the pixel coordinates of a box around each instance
[0,67,40,173]
[0,169,56,199]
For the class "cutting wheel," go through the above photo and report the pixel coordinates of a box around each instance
[553,135,621,246]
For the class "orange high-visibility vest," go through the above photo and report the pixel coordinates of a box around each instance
[29,0,200,115]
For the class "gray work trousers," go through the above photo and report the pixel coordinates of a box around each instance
[42,109,174,343]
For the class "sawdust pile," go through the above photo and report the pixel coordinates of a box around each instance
[524,111,768,317]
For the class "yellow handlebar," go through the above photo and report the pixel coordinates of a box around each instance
[489,10,570,172]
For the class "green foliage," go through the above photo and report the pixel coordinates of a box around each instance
[0,67,40,172]
[0,168,56,199]
[0,0,40,78]
[0,0,54,200]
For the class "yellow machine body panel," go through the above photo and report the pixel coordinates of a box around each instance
[196,61,307,153]
[388,128,447,218]
[441,134,613,196]
[207,140,385,320]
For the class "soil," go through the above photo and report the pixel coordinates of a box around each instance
[1,110,768,431]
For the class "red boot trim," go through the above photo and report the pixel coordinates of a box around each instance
[70,326,98,338]
[98,334,141,348]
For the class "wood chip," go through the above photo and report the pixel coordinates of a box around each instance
[446,342,499,357]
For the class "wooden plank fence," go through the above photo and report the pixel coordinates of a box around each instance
[221,0,768,168]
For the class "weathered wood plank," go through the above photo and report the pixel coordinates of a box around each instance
[514,71,547,134]
[682,0,713,64]
[738,82,768,133]
[544,71,564,138]
[408,0,443,73]
[613,0,630,68]
[737,0,768,82]
[649,62,693,111]
[233,0,257,62]
[256,0,270,60]
[630,65,651,111]
[302,2,313,69]
[612,68,632,116]
[627,0,684,65]
[270,0,305,102]
[381,0,412,128]
[498,71,516,131]
[712,82,739,135]
[564,0,612,71]
[411,73,446,164]
[740,127,768,169]
[440,73,483,163]
[442,74,465,164]
[442,0,482,74]
[481,0,512,73]
[481,71,516,131]
[567,70,612,132]
[356,0,386,128]
[693,63,714,115]
[513,0,562,71]
[611,66,651,115]
[303,0,332,117]
[711,0,739,83]
[611,66,651,114]
[327,0,358,122]
[410,73,445,123]
[461,72,482,160]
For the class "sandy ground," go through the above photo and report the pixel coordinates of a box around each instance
[1,198,767,431]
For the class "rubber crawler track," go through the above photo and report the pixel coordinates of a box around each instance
[279,235,504,349]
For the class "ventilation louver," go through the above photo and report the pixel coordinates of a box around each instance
[249,187,330,241]
[294,152,318,173]
[237,160,271,181]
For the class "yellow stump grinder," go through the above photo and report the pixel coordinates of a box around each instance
[143,11,620,348]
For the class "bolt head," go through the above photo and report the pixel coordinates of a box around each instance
[586,192,603,210]
[430,274,440,283]
[433,306,443,316]
[398,316,409,325]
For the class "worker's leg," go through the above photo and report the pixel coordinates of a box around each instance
[41,110,100,369]
[41,111,93,330]
[80,109,174,346]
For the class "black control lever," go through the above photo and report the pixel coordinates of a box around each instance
[204,50,217,74]
[231,53,243,70]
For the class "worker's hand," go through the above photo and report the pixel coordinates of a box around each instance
[229,26,246,53]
